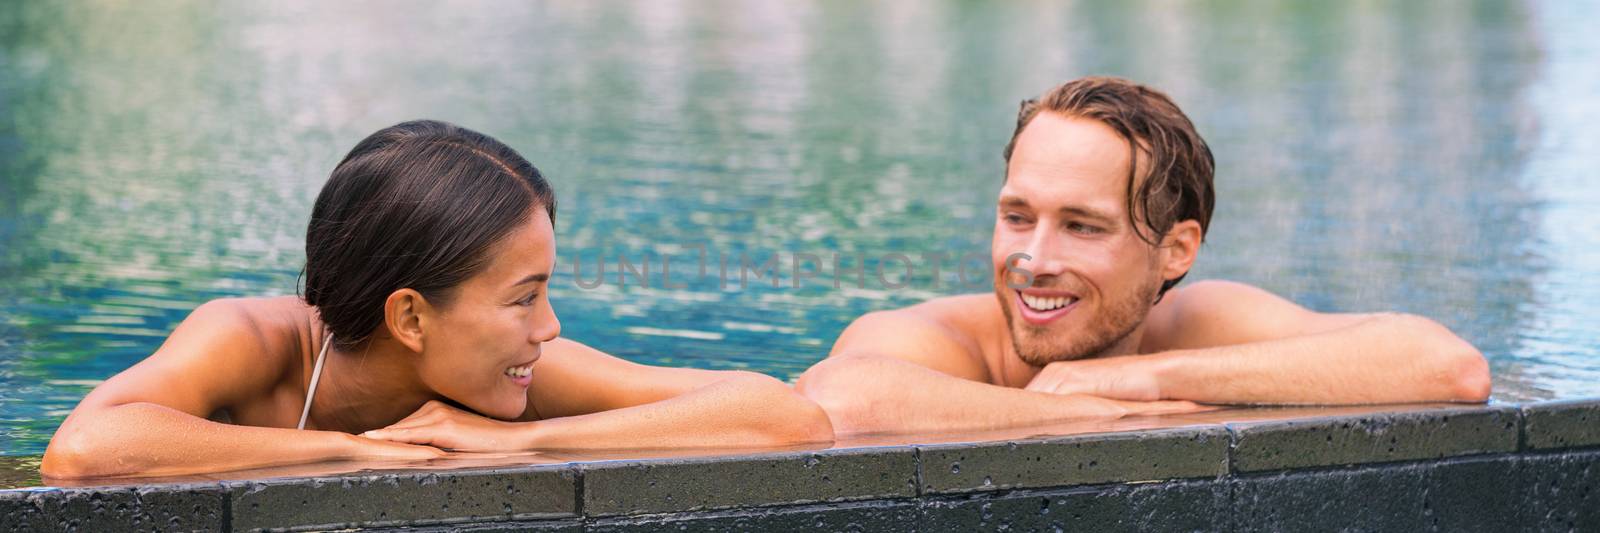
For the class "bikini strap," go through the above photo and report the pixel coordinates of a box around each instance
[297,333,332,430]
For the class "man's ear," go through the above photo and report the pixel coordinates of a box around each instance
[1159,219,1202,282]
[384,288,430,353]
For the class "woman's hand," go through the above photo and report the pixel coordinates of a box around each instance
[361,400,529,452]
[342,432,451,461]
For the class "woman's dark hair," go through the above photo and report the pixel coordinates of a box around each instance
[302,120,556,348]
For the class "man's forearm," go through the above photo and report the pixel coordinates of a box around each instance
[1147,314,1489,404]
[798,355,1192,435]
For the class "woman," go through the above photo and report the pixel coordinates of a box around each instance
[41,120,833,479]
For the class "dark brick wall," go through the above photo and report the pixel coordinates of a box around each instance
[4,399,1597,532]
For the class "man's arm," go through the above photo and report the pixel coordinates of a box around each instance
[1025,280,1492,404]
[797,306,1201,435]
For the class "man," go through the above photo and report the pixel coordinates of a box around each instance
[797,77,1490,435]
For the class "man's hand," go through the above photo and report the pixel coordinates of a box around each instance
[1053,392,1206,417]
[1024,357,1164,401]
[362,400,528,452]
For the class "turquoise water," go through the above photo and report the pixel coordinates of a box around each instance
[1,1,1598,458]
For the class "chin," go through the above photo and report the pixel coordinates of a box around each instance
[1015,343,1089,367]
[1011,322,1099,366]
[491,400,529,420]
[463,396,528,421]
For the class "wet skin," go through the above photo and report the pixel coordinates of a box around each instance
[42,210,833,479]
[797,112,1491,435]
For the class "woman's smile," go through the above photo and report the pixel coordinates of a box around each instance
[502,350,540,388]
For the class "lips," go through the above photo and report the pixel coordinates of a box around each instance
[502,362,532,387]
[503,362,533,378]
[1015,290,1079,325]
[503,355,537,388]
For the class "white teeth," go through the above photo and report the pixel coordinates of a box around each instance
[1021,294,1077,311]
[504,364,533,378]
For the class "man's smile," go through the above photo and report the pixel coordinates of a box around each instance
[1017,289,1080,325]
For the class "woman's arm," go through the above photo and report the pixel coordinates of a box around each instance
[41,298,442,479]
[363,338,835,451]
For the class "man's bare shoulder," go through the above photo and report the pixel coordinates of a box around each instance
[904,293,1005,334]
[1143,280,1241,352]
[828,294,1003,383]
[1143,279,1351,352]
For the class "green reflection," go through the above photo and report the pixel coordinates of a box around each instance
[0,0,1591,467]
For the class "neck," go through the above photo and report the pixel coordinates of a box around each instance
[309,337,439,433]
[1007,323,1149,387]
[1095,322,1148,359]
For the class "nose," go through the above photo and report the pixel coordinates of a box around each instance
[1016,225,1068,278]
[530,304,561,344]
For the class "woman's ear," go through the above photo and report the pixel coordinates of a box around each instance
[1159,219,1202,282]
[384,288,429,353]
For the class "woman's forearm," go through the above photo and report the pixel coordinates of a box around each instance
[44,402,372,479]
[517,374,833,450]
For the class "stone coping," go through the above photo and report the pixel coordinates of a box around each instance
[2,399,1597,531]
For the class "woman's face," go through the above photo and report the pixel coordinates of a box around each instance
[415,208,560,420]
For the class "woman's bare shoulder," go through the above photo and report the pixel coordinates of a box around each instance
[67,296,315,417]
[186,295,312,338]
[160,296,316,375]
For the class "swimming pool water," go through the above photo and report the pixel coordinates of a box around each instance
[2,0,1598,457]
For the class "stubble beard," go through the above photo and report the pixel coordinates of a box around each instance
[996,273,1162,367]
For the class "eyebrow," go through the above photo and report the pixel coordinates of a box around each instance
[998,196,1119,226]
[511,273,550,287]
[1059,207,1119,226]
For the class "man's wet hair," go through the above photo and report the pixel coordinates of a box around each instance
[1003,76,1216,296]
[302,120,556,349]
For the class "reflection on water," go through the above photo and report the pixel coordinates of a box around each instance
[0,0,1596,461]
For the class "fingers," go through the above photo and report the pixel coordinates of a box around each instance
[1023,368,1066,393]
[1024,364,1101,396]
[386,400,473,431]
[386,400,455,428]
[421,399,461,414]
[380,416,438,431]
[1029,378,1091,396]
[362,427,436,446]
[1175,401,1219,414]
[367,418,432,436]
[362,403,477,448]
[348,433,448,460]
[1122,399,1206,416]
[385,441,449,459]
[396,400,451,422]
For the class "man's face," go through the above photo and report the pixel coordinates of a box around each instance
[992,112,1166,366]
